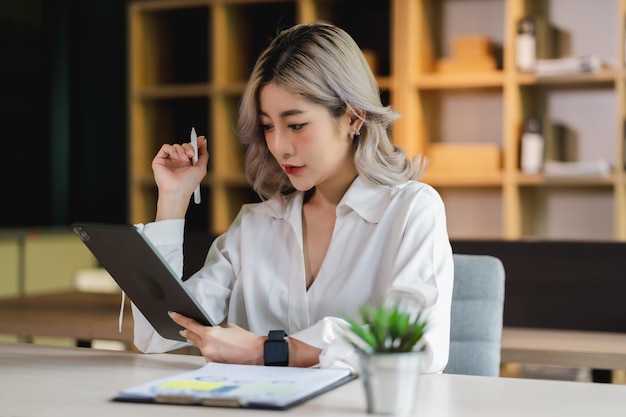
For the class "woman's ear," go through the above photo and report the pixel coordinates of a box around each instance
[346,105,365,137]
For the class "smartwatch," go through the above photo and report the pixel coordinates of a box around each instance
[264,330,289,366]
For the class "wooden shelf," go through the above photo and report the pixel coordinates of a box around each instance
[136,84,213,99]
[415,72,505,89]
[128,0,626,241]
[393,0,626,241]
[423,171,504,187]
[516,173,617,186]
[516,67,617,86]
[128,0,394,234]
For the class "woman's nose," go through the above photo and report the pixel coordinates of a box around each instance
[270,129,294,159]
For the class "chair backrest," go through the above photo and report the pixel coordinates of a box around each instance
[443,254,505,377]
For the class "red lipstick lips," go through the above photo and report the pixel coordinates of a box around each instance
[284,165,302,175]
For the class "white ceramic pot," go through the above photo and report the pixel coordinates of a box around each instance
[358,351,423,415]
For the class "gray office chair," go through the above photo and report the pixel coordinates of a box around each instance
[443,254,505,377]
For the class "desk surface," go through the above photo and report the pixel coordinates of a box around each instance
[0,291,134,342]
[2,342,626,417]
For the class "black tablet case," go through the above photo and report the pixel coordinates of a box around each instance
[72,222,214,341]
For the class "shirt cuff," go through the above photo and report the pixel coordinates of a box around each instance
[139,219,185,245]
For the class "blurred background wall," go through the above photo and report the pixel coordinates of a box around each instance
[1,0,128,227]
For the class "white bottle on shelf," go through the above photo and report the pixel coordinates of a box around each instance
[516,17,537,72]
[520,116,544,175]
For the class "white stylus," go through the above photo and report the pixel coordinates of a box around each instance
[190,127,201,204]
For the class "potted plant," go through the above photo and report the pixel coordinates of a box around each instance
[344,302,428,416]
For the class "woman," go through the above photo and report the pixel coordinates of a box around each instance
[132,21,454,373]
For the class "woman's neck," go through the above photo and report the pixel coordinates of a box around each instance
[307,173,357,207]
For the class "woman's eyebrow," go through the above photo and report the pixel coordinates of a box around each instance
[258,109,306,118]
[280,109,305,117]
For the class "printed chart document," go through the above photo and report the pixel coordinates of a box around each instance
[114,362,356,410]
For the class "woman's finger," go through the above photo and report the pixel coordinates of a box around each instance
[169,311,204,333]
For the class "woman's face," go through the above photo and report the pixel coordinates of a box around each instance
[259,82,356,192]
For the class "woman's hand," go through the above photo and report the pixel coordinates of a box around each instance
[169,311,265,365]
[151,136,209,220]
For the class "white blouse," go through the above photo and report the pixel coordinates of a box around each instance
[132,176,454,373]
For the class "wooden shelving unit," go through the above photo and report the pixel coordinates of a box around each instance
[393,0,626,240]
[128,0,626,241]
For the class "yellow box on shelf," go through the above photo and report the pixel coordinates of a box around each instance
[436,57,497,73]
[426,142,501,173]
[451,35,492,59]
[436,34,497,73]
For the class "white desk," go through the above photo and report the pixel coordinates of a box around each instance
[2,342,626,417]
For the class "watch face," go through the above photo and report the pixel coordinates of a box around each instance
[264,331,288,366]
[264,342,289,366]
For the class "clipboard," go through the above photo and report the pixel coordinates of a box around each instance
[71,222,214,341]
[113,362,356,410]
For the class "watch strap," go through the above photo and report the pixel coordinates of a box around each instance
[264,330,289,366]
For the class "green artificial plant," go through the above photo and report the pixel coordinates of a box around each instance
[344,302,427,354]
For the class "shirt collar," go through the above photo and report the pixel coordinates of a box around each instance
[337,176,394,224]
[251,176,397,225]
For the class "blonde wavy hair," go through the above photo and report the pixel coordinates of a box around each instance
[237,22,421,200]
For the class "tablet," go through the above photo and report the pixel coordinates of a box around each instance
[71,222,214,342]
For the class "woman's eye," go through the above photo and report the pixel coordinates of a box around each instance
[289,123,305,131]
[261,124,273,132]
